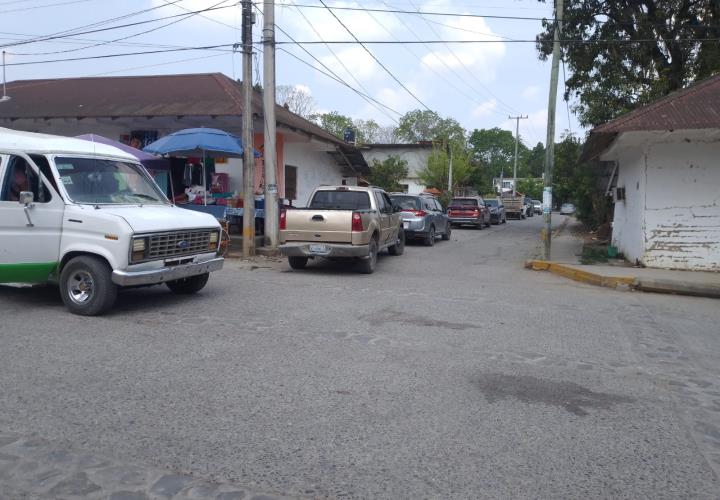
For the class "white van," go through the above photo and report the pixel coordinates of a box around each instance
[0,128,223,315]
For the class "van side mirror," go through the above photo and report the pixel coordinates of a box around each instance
[393,205,402,213]
[19,191,34,206]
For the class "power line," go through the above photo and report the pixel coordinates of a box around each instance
[0,0,93,14]
[282,3,548,21]
[318,0,431,111]
[286,0,396,122]
[273,37,720,45]
[9,0,236,56]
[405,0,519,116]
[253,2,400,120]
[0,2,238,50]
[373,0,508,117]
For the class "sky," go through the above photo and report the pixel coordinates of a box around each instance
[0,0,584,147]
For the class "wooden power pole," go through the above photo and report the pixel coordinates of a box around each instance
[542,0,564,261]
[241,0,255,257]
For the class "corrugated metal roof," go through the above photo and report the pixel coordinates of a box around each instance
[582,72,720,161]
[0,72,348,148]
[594,72,720,134]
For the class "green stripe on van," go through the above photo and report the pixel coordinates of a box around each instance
[0,262,58,283]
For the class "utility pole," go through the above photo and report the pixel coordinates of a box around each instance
[447,141,453,194]
[262,0,278,250]
[542,0,564,261]
[509,114,528,197]
[241,0,255,257]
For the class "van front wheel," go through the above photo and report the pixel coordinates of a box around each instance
[59,255,117,316]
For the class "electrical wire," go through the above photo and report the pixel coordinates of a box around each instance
[318,0,431,112]
[0,0,95,14]
[286,0,393,122]
[9,0,236,56]
[253,3,401,121]
[403,0,519,116]
[280,3,547,21]
[0,2,237,50]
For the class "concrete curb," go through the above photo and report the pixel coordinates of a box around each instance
[525,260,636,290]
[526,260,720,298]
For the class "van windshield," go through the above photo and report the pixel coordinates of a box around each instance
[54,157,167,205]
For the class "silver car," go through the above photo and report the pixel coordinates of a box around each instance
[560,202,576,215]
[389,193,451,246]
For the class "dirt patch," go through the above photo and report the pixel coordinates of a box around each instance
[362,308,477,331]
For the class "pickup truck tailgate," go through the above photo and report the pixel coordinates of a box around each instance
[282,209,353,243]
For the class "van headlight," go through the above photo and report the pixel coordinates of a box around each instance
[131,237,148,262]
[209,231,219,250]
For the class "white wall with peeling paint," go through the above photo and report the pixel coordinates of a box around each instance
[602,130,720,271]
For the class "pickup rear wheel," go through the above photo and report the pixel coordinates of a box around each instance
[358,238,378,274]
[59,255,117,316]
[288,256,308,269]
[388,228,405,256]
[166,273,209,294]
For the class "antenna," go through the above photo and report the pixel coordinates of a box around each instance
[1,51,10,102]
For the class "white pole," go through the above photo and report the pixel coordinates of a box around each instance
[263,0,278,250]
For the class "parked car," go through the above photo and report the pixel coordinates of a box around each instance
[279,185,404,274]
[389,193,450,246]
[0,129,224,316]
[447,196,491,229]
[560,202,576,215]
[532,199,542,215]
[484,197,507,225]
[523,197,534,218]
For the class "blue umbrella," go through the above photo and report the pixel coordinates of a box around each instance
[144,128,260,206]
[143,127,246,158]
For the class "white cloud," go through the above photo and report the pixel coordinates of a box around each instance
[472,99,497,118]
[319,46,380,82]
[522,85,540,101]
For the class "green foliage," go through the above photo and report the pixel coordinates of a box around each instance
[368,155,409,192]
[526,142,545,178]
[311,111,354,140]
[537,0,720,127]
[396,109,466,145]
[516,178,543,200]
[468,127,529,178]
[418,144,472,192]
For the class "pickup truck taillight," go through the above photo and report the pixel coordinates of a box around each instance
[351,212,363,232]
[280,209,287,230]
[472,209,480,216]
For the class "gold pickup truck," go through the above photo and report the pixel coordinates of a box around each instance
[279,186,405,273]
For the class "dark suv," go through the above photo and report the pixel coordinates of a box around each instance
[485,197,507,224]
[447,196,491,229]
[389,193,450,246]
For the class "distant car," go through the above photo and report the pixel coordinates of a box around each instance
[389,193,450,246]
[447,196,491,229]
[484,197,507,225]
[532,199,542,215]
[560,203,576,215]
[523,197,534,218]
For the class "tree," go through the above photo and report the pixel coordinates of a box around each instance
[516,178,543,200]
[368,155,409,192]
[525,142,545,178]
[418,143,472,193]
[467,127,527,179]
[551,134,584,210]
[310,111,354,140]
[276,85,317,118]
[395,109,466,144]
[536,1,720,127]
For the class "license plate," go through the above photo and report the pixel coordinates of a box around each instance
[403,222,409,229]
[308,244,328,254]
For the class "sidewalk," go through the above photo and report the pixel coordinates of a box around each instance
[527,220,720,298]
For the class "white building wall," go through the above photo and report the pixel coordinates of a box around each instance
[284,141,353,207]
[603,130,720,270]
[362,147,431,194]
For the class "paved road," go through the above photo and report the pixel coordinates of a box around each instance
[1,216,719,499]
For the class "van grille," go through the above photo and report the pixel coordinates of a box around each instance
[148,230,212,259]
